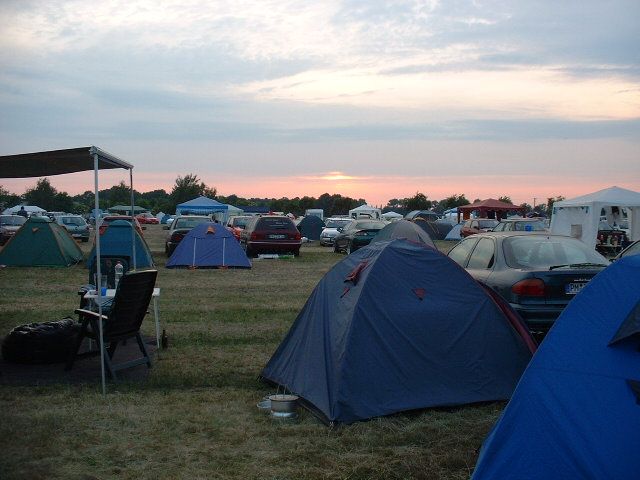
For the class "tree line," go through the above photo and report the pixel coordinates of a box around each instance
[0,174,561,217]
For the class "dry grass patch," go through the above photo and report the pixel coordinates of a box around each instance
[0,227,496,479]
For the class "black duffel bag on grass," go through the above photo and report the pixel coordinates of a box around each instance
[2,318,81,364]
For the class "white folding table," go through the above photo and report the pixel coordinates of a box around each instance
[84,288,162,348]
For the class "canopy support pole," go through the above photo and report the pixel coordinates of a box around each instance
[93,150,107,395]
[130,169,137,270]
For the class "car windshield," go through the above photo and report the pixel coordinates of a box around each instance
[325,219,350,229]
[257,218,294,230]
[175,217,209,229]
[503,236,607,269]
[0,216,26,226]
[61,217,85,226]
[478,220,499,229]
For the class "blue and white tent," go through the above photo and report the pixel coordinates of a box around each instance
[176,196,229,221]
[472,254,640,480]
[166,222,251,269]
[261,239,534,424]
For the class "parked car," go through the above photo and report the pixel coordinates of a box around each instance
[226,215,253,241]
[55,214,90,242]
[98,215,145,236]
[320,218,352,246]
[239,215,302,257]
[492,217,548,233]
[614,239,640,260]
[135,212,159,224]
[333,219,386,254]
[447,232,609,332]
[163,215,210,255]
[0,215,26,245]
[460,218,499,237]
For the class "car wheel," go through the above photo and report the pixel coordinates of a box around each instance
[293,249,300,257]
[333,242,340,253]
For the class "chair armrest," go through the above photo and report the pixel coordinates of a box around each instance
[74,309,108,321]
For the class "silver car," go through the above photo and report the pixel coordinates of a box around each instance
[320,218,351,246]
[55,215,90,242]
[0,215,26,245]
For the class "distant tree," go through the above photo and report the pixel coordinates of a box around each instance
[24,178,58,211]
[104,181,132,206]
[0,185,21,212]
[546,196,565,218]
[169,174,217,211]
[438,194,470,211]
[498,196,513,204]
[402,192,432,212]
[519,203,533,214]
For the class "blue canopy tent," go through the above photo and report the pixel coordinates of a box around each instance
[175,196,229,222]
[166,222,251,269]
[472,254,640,480]
[261,239,535,425]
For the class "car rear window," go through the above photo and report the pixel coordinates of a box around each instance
[0,216,26,226]
[503,236,607,269]
[256,217,295,230]
[61,217,85,226]
[478,220,499,229]
[231,217,251,228]
[354,221,385,230]
[176,217,209,229]
[512,221,547,231]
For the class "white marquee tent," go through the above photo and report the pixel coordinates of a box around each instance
[550,186,640,249]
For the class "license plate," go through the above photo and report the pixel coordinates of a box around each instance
[268,234,285,239]
[565,282,587,295]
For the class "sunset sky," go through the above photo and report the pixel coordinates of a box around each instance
[1,0,638,207]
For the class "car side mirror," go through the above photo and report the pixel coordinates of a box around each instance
[163,225,169,230]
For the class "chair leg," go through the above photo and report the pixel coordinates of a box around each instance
[136,332,153,368]
[108,340,118,359]
[103,346,117,380]
[65,320,89,371]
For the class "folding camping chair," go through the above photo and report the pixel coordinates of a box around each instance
[66,269,157,380]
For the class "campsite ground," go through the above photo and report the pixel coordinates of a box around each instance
[0,226,502,480]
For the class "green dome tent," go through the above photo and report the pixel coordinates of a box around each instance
[0,216,83,266]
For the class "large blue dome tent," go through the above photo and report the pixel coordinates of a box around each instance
[166,222,251,269]
[472,254,640,480]
[261,239,535,425]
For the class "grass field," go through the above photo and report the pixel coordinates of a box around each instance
[0,225,503,480]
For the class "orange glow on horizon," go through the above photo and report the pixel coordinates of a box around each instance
[4,171,637,210]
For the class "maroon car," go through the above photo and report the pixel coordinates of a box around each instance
[239,216,302,257]
[460,219,499,238]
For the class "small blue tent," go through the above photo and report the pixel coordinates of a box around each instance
[261,239,535,425]
[87,220,154,270]
[166,222,251,269]
[472,254,640,480]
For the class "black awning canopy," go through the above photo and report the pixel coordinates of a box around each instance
[0,146,132,178]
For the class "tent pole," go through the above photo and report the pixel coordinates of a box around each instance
[130,168,137,270]
[93,150,107,395]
